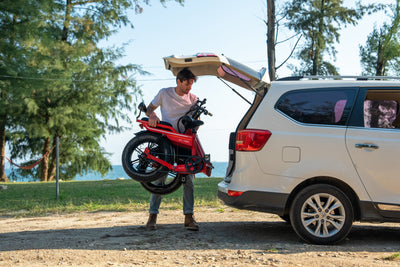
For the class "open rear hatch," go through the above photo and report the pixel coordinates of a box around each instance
[163,53,269,96]
[164,53,270,179]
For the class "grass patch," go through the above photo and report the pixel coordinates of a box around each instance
[0,178,223,217]
[384,253,400,261]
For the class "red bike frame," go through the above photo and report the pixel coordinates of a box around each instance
[137,118,213,176]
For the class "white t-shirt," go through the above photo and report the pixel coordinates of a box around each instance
[151,87,198,132]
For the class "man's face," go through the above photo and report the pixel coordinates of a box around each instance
[176,79,195,96]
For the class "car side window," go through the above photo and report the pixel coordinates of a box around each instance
[363,90,400,129]
[275,89,356,126]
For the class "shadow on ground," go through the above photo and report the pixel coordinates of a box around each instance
[0,220,399,253]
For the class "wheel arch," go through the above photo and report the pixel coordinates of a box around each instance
[283,176,361,221]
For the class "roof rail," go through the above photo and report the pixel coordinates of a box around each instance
[277,75,400,81]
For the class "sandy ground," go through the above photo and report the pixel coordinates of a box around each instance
[0,207,399,266]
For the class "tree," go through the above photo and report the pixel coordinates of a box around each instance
[360,0,400,76]
[266,0,277,81]
[0,0,47,181]
[264,0,302,81]
[284,0,371,75]
[1,0,184,181]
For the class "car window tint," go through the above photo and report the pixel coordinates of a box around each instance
[364,100,398,128]
[276,90,355,125]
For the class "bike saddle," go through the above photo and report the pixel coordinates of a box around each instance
[181,115,204,130]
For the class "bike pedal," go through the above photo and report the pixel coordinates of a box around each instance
[204,154,211,163]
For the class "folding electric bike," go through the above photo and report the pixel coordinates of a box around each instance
[122,99,213,195]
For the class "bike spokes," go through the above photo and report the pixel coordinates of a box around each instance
[122,132,174,183]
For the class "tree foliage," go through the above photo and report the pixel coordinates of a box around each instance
[1,0,184,181]
[284,0,375,75]
[0,0,48,181]
[360,0,400,76]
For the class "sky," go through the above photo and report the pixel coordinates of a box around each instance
[101,0,390,165]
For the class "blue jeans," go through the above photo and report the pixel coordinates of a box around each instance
[149,174,194,215]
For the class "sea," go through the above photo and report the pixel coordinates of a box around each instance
[4,162,228,182]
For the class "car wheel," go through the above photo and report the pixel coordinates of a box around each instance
[290,184,354,245]
[279,215,291,224]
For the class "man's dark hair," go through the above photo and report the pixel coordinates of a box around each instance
[176,68,196,82]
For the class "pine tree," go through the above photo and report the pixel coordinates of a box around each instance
[2,0,184,181]
[0,0,47,181]
[284,0,373,75]
[360,1,400,76]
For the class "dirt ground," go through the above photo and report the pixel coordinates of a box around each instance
[0,207,399,266]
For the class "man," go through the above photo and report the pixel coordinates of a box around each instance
[144,68,199,231]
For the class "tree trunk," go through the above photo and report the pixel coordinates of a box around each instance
[267,0,276,81]
[47,136,58,181]
[312,0,326,75]
[0,117,8,182]
[376,36,385,76]
[62,0,72,42]
[48,161,56,181]
[40,137,51,181]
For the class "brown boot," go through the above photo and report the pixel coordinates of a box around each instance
[184,214,199,231]
[146,213,157,230]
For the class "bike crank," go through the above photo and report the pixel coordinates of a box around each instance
[184,155,205,174]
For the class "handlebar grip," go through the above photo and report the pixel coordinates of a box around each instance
[138,102,147,113]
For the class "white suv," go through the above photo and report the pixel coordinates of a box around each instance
[163,53,400,245]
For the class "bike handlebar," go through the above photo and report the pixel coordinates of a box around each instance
[204,110,213,116]
[190,98,212,119]
[137,98,212,121]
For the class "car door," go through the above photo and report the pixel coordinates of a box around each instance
[346,87,400,218]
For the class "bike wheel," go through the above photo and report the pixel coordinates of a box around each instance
[141,173,184,195]
[122,132,174,183]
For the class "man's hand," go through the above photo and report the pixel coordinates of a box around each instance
[148,113,160,127]
[146,103,160,127]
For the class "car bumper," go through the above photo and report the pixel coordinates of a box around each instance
[218,182,288,215]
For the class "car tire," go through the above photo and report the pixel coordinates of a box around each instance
[289,184,354,245]
[279,215,291,224]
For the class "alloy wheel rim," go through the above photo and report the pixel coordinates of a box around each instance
[300,193,346,238]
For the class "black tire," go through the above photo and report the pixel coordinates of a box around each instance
[141,173,184,195]
[122,132,174,183]
[289,184,354,245]
[279,215,291,224]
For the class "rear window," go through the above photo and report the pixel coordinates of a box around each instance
[275,89,356,126]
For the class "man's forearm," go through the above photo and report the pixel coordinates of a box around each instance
[146,103,160,127]
[146,103,157,118]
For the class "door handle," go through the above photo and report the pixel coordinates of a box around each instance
[355,143,379,149]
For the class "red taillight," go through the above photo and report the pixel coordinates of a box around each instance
[228,190,244,197]
[235,129,271,151]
